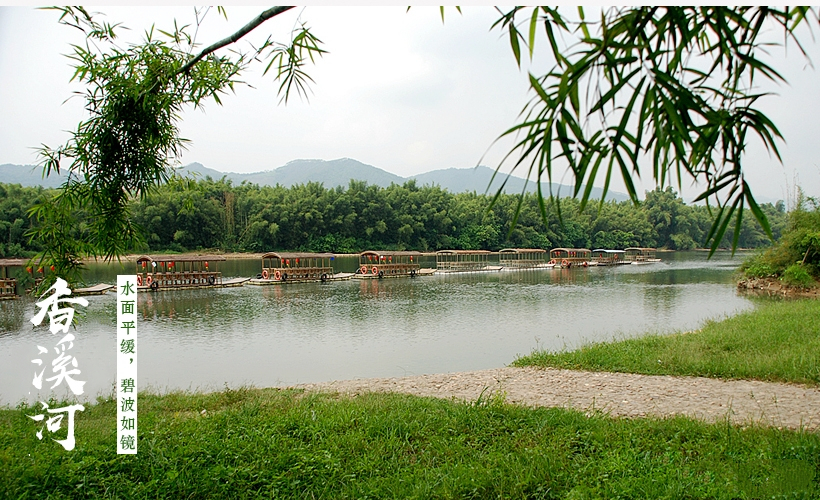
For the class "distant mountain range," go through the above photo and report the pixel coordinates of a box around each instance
[0,158,628,201]
[0,164,69,188]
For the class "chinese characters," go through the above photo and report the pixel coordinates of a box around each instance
[28,278,88,451]
[117,276,138,454]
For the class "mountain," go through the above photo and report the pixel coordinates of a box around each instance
[178,159,629,201]
[409,165,625,201]
[0,164,67,188]
[1,158,629,201]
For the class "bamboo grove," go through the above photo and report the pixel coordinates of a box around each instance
[0,178,786,258]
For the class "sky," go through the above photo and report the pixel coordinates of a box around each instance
[1,5,819,204]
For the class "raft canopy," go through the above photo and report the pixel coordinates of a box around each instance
[549,248,592,260]
[135,255,224,288]
[591,249,625,265]
[624,247,657,257]
[261,251,334,281]
[435,249,493,271]
[261,252,334,260]
[359,250,422,276]
[0,258,27,297]
[498,248,546,254]
[0,258,27,267]
[624,247,657,262]
[499,248,547,268]
[435,250,492,255]
[360,250,423,258]
[136,255,226,264]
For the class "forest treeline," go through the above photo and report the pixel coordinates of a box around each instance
[0,178,786,257]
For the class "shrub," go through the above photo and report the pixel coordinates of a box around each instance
[743,262,777,278]
[780,263,816,288]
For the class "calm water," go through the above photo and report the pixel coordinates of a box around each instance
[0,251,759,404]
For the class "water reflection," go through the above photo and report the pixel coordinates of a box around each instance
[0,251,763,404]
[0,299,27,334]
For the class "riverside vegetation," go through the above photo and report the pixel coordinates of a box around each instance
[739,194,820,289]
[0,179,785,259]
[2,383,818,498]
[515,299,820,386]
[2,300,819,498]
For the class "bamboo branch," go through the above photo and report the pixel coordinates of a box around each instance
[178,6,295,75]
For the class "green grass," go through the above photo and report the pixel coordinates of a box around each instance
[1,388,818,499]
[514,299,820,385]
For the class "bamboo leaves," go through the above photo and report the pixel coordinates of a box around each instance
[492,6,815,251]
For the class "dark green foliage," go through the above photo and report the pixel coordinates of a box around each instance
[781,264,815,288]
[2,389,818,498]
[0,180,787,257]
[741,194,820,284]
[123,179,785,254]
[0,183,46,258]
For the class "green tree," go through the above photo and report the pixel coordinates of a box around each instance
[28,6,324,286]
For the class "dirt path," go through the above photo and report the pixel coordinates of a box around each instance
[296,367,820,431]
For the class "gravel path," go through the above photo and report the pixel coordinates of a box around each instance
[296,367,820,431]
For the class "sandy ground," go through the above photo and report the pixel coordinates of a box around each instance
[295,367,820,431]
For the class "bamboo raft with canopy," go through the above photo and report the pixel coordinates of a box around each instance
[0,258,26,299]
[248,252,353,284]
[498,248,552,269]
[590,249,626,266]
[625,247,661,264]
[435,250,500,273]
[136,255,243,291]
[355,251,432,278]
[549,248,592,268]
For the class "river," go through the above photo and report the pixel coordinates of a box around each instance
[0,251,759,405]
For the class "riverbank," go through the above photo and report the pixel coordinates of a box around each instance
[514,298,820,385]
[3,299,820,497]
[737,276,820,298]
[3,385,818,498]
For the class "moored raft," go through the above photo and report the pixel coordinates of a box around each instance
[435,249,501,273]
[625,247,661,264]
[590,249,626,266]
[74,283,115,296]
[498,248,552,269]
[136,255,226,292]
[354,251,427,278]
[248,252,351,284]
[549,248,592,268]
[0,258,26,300]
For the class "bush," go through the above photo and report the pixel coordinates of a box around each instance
[780,263,816,288]
[745,262,777,278]
[740,253,779,278]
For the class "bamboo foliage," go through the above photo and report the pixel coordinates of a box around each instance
[490,7,817,254]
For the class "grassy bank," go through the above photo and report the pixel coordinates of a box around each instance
[515,298,820,385]
[2,388,818,499]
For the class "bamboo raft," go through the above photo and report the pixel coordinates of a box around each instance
[549,248,592,268]
[0,258,26,300]
[136,255,226,292]
[435,250,501,273]
[590,249,626,266]
[625,247,662,264]
[354,251,431,279]
[74,283,115,295]
[252,252,352,284]
[498,248,553,270]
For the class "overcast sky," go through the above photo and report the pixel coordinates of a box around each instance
[1,5,819,204]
